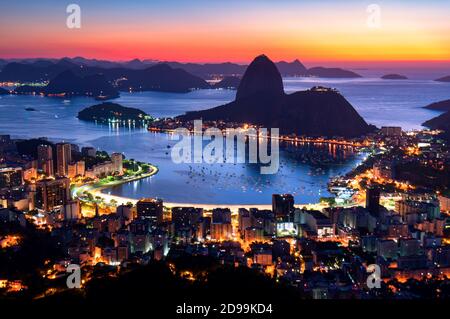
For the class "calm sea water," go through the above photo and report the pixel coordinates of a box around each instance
[1,77,449,204]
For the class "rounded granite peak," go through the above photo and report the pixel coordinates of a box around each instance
[236,54,284,100]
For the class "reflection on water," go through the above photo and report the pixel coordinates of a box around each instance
[2,77,449,204]
[97,132,364,204]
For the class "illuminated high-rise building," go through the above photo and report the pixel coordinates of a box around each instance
[366,187,380,216]
[37,144,52,165]
[35,177,71,212]
[111,152,123,174]
[76,161,85,176]
[272,194,294,221]
[56,143,72,176]
[136,198,163,224]
[38,145,54,177]
[0,167,23,189]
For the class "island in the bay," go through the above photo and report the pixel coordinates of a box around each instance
[381,74,408,80]
[77,102,153,126]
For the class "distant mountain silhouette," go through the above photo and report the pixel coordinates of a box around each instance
[435,75,450,82]
[44,70,119,98]
[0,87,9,95]
[116,63,210,93]
[381,74,408,80]
[0,62,50,82]
[70,56,122,68]
[165,60,357,79]
[308,67,361,78]
[30,60,55,68]
[423,99,450,111]
[0,59,84,82]
[98,63,210,92]
[0,57,362,84]
[163,61,246,79]
[4,60,210,96]
[276,59,308,76]
[179,55,374,137]
[213,76,241,89]
[0,59,207,90]
[123,58,148,69]
[0,58,7,71]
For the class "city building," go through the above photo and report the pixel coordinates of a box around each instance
[212,208,231,224]
[373,160,395,180]
[37,144,53,173]
[136,198,164,224]
[272,194,294,221]
[438,194,450,212]
[296,210,335,238]
[56,143,72,176]
[63,200,81,221]
[81,146,97,157]
[67,161,86,178]
[238,208,251,233]
[210,222,232,241]
[171,207,202,230]
[338,206,377,233]
[366,186,380,216]
[251,243,273,266]
[377,239,398,260]
[0,135,16,153]
[381,126,402,137]
[85,161,114,178]
[23,166,38,181]
[42,159,54,177]
[116,204,136,222]
[76,160,85,176]
[67,163,77,179]
[250,209,275,236]
[0,167,23,189]
[395,200,441,222]
[244,226,264,243]
[35,178,71,212]
[361,235,378,253]
[111,152,123,174]
[399,238,422,257]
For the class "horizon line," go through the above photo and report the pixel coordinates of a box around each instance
[1,55,450,66]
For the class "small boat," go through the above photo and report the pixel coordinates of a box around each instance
[95,95,108,101]
[25,107,37,111]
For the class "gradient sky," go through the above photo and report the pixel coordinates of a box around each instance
[1,0,450,64]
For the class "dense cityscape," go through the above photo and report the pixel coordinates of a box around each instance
[1,122,449,302]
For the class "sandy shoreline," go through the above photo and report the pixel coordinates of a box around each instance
[75,162,328,213]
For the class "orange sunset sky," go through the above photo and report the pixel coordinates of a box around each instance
[1,0,450,65]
